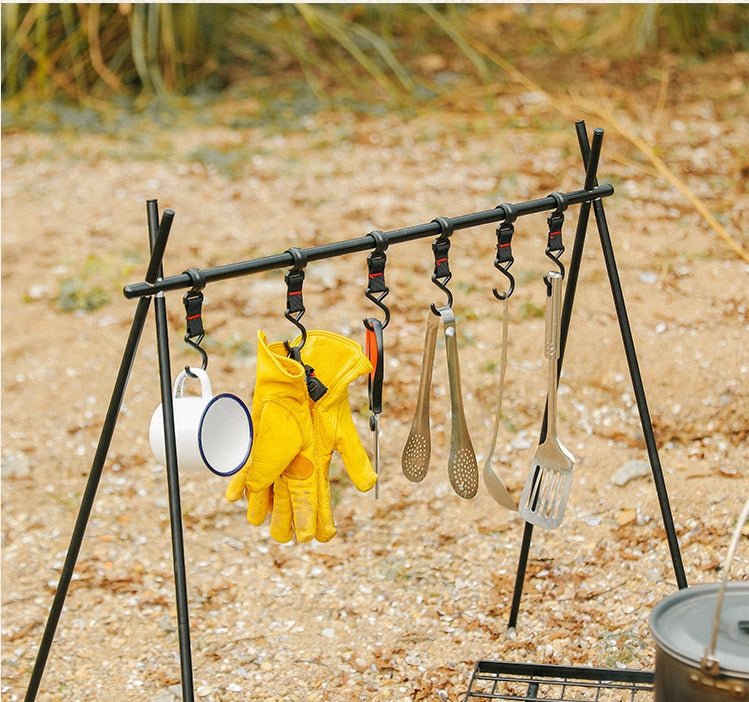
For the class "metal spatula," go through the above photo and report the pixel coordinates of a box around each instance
[401,311,440,482]
[518,271,575,528]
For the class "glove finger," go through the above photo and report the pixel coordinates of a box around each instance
[247,487,271,526]
[333,401,378,492]
[225,463,251,503]
[246,401,310,491]
[285,473,318,543]
[269,479,294,544]
[315,459,337,543]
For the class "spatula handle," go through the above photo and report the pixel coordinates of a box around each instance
[544,272,563,437]
[544,272,563,361]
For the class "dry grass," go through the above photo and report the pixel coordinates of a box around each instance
[2,4,747,106]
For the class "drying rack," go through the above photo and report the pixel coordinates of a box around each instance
[24,122,687,701]
[463,660,655,701]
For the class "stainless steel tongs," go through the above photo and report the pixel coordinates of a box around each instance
[400,308,479,498]
[401,218,478,498]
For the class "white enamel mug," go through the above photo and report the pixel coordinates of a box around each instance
[149,368,252,476]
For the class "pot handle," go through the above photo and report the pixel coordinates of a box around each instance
[702,494,749,673]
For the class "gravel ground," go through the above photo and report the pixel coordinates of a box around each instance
[2,54,749,701]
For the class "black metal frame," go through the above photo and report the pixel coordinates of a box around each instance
[23,122,686,701]
[463,660,655,701]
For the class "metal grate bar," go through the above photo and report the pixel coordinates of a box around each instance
[464,661,654,702]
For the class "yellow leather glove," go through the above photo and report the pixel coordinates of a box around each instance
[226,330,318,543]
[248,331,378,542]
[303,331,378,541]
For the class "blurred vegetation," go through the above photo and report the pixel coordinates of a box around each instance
[2,3,748,113]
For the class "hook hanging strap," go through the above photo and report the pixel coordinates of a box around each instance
[283,248,327,400]
[364,234,387,413]
[284,247,308,350]
[545,192,567,277]
[493,204,516,300]
[364,230,390,330]
[183,268,208,373]
[430,216,454,315]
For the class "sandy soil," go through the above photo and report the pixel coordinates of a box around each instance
[2,54,749,701]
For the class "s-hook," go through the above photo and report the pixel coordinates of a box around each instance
[430,216,454,315]
[284,247,308,351]
[545,192,567,278]
[183,268,208,377]
[363,230,390,330]
[493,203,517,300]
[363,230,390,499]
[283,247,327,401]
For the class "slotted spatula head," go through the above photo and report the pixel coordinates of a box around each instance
[401,312,440,482]
[402,424,430,482]
[517,272,575,528]
[518,439,575,528]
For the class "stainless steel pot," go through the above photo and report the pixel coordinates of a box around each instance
[650,497,749,701]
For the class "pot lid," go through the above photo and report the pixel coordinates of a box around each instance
[650,582,749,678]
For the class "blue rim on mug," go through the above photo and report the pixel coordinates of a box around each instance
[197,393,253,477]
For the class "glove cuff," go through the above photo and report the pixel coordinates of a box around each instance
[255,330,309,403]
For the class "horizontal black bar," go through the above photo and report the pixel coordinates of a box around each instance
[123,184,613,299]
[473,660,655,684]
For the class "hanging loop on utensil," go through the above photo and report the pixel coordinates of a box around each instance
[492,205,516,300]
[183,268,208,376]
[545,192,567,278]
[430,217,454,315]
[363,230,391,330]
[283,247,308,351]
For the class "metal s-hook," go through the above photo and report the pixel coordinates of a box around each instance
[183,268,208,376]
[362,230,389,499]
[493,203,517,300]
[284,247,308,351]
[430,216,454,315]
[545,191,567,278]
[283,247,328,401]
[363,230,391,330]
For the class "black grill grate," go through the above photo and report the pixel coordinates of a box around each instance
[464,661,654,701]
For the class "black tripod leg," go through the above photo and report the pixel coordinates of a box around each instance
[25,202,175,701]
[147,200,195,701]
[589,195,688,590]
[508,121,601,630]
[575,128,686,589]
[507,195,595,630]
[153,292,195,700]
[24,295,152,701]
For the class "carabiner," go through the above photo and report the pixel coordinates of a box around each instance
[430,216,454,315]
[284,247,308,351]
[545,192,567,278]
[363,230,391,330]
[183,268,208,376]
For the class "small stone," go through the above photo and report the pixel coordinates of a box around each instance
[612,460,650,486]
[351,657,368,672]
[1,452,31,479]
[616,509,638,527]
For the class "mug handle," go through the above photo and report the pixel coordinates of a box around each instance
[174,367,213,399]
